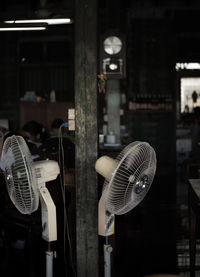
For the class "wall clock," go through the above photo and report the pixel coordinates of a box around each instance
[103,36,122,55]
[100,31,126,79]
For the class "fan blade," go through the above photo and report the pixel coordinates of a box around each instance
[1,135,40,214]
[98,141,157,215]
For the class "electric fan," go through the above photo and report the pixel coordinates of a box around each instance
[95,141,157,277]
[1,135,60,277]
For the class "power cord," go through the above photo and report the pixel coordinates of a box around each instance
[58,125,76,277]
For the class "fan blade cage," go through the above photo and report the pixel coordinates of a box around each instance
[103,141,156,215]
[1,135,39,214]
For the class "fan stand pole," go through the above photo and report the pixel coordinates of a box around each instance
[39,186,57,277]
[46,242,54,277]
[104,236,112,277]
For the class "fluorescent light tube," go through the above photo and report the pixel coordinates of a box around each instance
[0,23,47,31]
[0,27,46,31]
[4,18,72,25]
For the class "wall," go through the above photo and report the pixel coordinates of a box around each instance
[0,33,19,130]
[0,27,74,131]
[111,10,178,276]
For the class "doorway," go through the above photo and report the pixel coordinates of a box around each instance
[176,63,200,274]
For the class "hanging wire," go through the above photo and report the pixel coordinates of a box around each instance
[58,125,76,277]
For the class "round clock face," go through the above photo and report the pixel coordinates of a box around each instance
[104,36,122,55]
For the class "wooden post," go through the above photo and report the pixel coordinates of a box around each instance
[74,0,98,276]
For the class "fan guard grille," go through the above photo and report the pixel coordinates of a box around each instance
[1,135,39,214]
[103,141,156,215]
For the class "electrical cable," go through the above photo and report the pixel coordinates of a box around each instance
[58,125,76,277]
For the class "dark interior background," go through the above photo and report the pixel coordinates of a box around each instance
[0,0,200,276]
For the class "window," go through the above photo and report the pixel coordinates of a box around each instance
[180,77,200,113]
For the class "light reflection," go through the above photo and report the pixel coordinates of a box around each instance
[176,63,200,71]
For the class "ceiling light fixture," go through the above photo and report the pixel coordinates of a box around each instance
[0,23,47,31]
[4,18,72,25]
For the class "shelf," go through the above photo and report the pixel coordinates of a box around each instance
[128,109,173,113]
